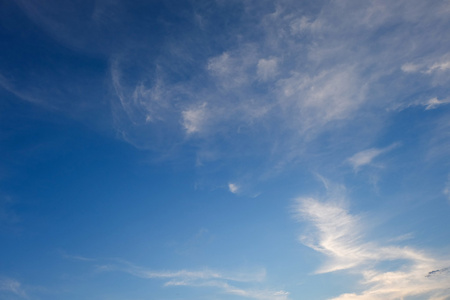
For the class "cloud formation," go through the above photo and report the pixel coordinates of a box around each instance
[1,0,448,176]
[0,277,27,298]
[94,259,289,300]
[424,98,450,110]
[228,183,240,194]
[182,103,209,135]
[347,143,399,171]
[390,97,450,112]
[294,192,450,300]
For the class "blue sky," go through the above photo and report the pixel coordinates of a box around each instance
[1,0,450,299]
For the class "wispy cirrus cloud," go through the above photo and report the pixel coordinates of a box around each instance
[59,250,96,262]
[347,143,400,171]
[390,96,450,112]
[294,188,450,300]
[62,252,289,299]
[426,60,450,74]
[3,0,449,176]
[165,279,290,300]
[424,97,450,110]
[401,56,450,75]
[0,277,27,298]
[94,259,289,300]
[104,0,450,178]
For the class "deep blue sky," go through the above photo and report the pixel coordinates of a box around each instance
[1,1,450,299]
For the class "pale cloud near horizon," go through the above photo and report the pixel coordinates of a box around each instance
[347,143,400,171]
[94,259,290,300]
[165,280,290,300]
[294,193,450,300]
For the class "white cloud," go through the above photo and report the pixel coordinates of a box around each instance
[228,183,239,194]
[294,194,450,300]
[295,197,369,273]
[348,148,384,170]
[401,56,450,75]
[347,143,399,171]
[424,97,450,110]
[182,102,208,135]
[426,60,450,74]
[389,97,450,112]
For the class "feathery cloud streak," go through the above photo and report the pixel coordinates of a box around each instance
[347,143,400,171]
[2,0,449,172]
[0,277,27,298]
[105,0,450,173]
[93,259,289,300]
[294,192,450,299]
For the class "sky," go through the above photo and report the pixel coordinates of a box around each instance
[1,0,450,299]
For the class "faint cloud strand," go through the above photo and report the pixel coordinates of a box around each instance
[94,259,289,300]
[347,143,400,171]
[0,277,27,298]
[389,97,450,112]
